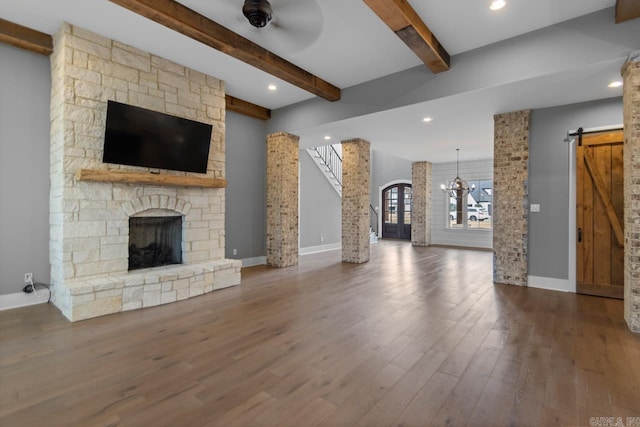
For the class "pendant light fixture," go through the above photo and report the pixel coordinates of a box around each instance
[440,149,474,198]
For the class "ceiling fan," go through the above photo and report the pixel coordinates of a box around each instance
[218,0,324,53]
[242,0,273,28]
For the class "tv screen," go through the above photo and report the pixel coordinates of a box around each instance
[103,100,212,174]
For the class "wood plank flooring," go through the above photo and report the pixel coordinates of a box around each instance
[1,240,640,426]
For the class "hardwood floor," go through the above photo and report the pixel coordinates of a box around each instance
[1,240,639,426]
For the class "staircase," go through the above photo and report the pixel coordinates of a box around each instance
[306,145,379,242]
[307,145,342,197]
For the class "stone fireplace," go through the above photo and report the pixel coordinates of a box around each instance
[49,24,240,321]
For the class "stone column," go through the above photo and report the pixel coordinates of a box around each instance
[342,139,371,263]
[493,110,530,286]
[266,132,299,268]
[412,161,432,247]
[622,51,640,332]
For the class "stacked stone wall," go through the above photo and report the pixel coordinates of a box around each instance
[266,132,299,268]
[623,55,640,332]
[342,139,370,263]
[493,110,530,286]
[412,161,432,247]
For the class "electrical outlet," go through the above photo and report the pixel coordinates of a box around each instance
[232,248,237,255]
[320,236,324,242]
[24,272,33,283]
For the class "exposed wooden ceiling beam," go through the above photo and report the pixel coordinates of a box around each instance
[363,0,450,73]
[0,18,53,56]
[109,0,341,102]
[225,95,271,121]
[615,0,640,23]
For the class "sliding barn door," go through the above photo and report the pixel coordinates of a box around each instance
[576,130,624,299]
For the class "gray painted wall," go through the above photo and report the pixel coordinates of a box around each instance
[299,147,413,249]
[224,111,267,261]
[299,151,341,248]
[370,149,412,213]
[528,97,622,280]
[298,146,415,249]
[0,45,51,295]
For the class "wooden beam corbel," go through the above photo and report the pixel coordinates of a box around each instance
[109,0,341,102]
[363,0,450,73]
[0,18,53,56]
[225,95,271,121]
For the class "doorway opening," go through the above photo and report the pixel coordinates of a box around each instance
[382,183,412,240]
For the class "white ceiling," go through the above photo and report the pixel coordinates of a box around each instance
[415,0,615,55]
[293,59,625,163]
[1,0,626,163]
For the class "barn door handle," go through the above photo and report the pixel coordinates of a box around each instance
[578,228,582,243]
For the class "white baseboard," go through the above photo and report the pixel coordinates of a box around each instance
[300,242,341,255]
[0,290,50,311]
[528,275,575,293]
[241,256,266,267]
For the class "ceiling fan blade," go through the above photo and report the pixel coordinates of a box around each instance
[267,0,323,52]
[270,0,322,24]
[270,0,317,11]
[205,0,323,54]
[262,20,322,53]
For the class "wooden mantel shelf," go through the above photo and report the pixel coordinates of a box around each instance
[75,169,227,188]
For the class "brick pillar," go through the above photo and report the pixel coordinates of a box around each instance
[493,110,530,286]
[342,139,370,263]
[622,52,640,332]
[266,132,299,268]
[412,161,432,247]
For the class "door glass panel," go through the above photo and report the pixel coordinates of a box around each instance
[403,186,412,224]
[384,187,398,224]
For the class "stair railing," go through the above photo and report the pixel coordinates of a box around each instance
[369,204,378,236]
[311,145,342,187]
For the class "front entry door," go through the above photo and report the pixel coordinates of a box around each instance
[576,130,624,299]
[382,184,412,240]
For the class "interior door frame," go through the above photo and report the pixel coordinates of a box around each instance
[378,179,412,239]
[567,124,623,294]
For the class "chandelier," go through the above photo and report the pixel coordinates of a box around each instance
[440,149,474,198]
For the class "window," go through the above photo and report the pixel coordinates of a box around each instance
[446,179,492,230]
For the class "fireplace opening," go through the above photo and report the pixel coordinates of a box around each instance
[129,216,182,271]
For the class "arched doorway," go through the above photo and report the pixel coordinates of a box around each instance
[382,183,412,240]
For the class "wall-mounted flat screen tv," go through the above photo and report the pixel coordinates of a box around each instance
[103,100,212,174]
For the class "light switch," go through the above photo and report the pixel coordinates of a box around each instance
[530,204,540,212]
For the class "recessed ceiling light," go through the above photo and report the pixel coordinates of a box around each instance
[608,81,623,88]
[324,136,331,140]
[422,117,433,122]
[268,84,277,91]
[490,0,506,11]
